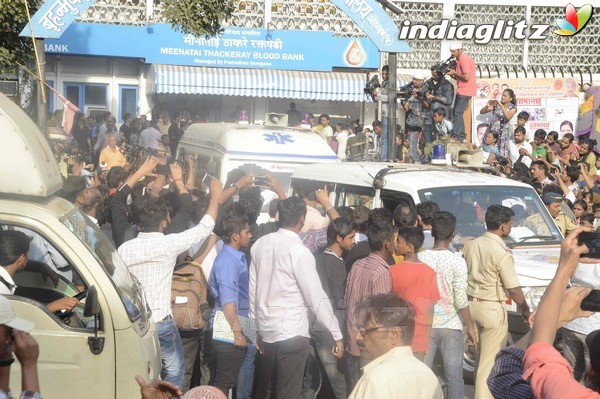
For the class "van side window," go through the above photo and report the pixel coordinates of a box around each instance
[0,225,93,329]
[380,190,415,214]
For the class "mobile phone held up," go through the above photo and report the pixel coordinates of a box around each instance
[578,231,600,259]
[202,173,214,188]
[581,289,600,312]
[254,176,269,186]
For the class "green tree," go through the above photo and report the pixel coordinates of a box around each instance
[161,0,237,38]
[0,0,42,75]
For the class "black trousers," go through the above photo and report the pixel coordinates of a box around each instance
[255,336,311,399]
[209,339,247,395]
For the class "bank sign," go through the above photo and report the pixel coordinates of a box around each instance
[44,23,385,71]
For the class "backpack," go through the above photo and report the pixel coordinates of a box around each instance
[171,234,218,330]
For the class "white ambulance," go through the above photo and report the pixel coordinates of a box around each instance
[177,123,339,221]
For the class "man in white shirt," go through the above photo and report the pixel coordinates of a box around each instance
[335,124,349,161]
[508,126,532,166]
[118,166,222,389]
[418,211,476,399]
[349,293,443,399]
[139,120,163,151]
[250,197,344,399]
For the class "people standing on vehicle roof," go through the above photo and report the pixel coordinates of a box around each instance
[447,41,476,143]
[286,102,302,127]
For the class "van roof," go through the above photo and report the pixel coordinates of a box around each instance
[292,162,532,190]
[0,93,63,197]
[181,123,338,161]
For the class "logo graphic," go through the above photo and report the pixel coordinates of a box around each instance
[554,3,593,36]
[345,40,366,67]
[263,132,293,145]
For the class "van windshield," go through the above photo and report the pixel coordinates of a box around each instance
[61,210,149,325]
[418,186,562,247]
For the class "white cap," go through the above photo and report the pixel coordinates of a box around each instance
[413,71,428,80]
[449,41,463,51]
[0,295,34,331]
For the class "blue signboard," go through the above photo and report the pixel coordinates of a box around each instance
[330,0,410,53]
[20,0,97,39]
[43,23,387,71]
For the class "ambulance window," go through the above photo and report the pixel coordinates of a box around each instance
[194,155,221,188]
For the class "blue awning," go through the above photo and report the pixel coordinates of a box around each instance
[150,65,411,102]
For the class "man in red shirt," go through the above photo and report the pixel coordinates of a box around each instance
[447,42,476,143]
[390,226,440,361]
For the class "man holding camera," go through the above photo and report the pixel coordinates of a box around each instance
[424,65,455,144]
[447,42,476,142]
[402,72,428,163]
[371,65,389,160]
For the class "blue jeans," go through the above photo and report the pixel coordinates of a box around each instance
[157,316,185,389]
[425,328,464,399]
[236,344,257,399]
[453,95,471,141]
[380,117,389,160]
[315,342,347,399]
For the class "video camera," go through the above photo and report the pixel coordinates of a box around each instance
[123,144,144,163]
[431,56,457,78]
[363,74,381,97]
[398,82,428,103]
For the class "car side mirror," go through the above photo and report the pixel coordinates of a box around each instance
[83,286,104,355]
[84,285,100,317]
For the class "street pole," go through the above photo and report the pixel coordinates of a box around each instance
[387,52,397,161]
[35,38,46,131]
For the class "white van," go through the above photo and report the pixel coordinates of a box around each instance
[0,93,160,398]
[291,162,562,378]
[178,123,339,221]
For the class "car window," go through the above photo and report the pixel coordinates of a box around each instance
[61,209,149,330]
[337,185,375,208]
[419,186,562,246]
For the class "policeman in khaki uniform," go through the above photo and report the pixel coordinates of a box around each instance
[544,192,576,236]
[462,205,531,399]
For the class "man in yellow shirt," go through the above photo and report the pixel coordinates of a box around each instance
[349,293,442,399]
[98,134,127,169]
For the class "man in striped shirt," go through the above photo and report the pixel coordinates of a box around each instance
[344,222,394,391]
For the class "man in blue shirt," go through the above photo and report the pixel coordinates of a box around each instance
[208,214,253,395]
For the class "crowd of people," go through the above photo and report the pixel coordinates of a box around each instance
[5,38,599,399]
[8,122,600,399]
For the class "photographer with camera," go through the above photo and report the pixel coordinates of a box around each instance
[402,72,429,163]
[370,65,390,160]
[424,63,455,145]
[446,42,476,143]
